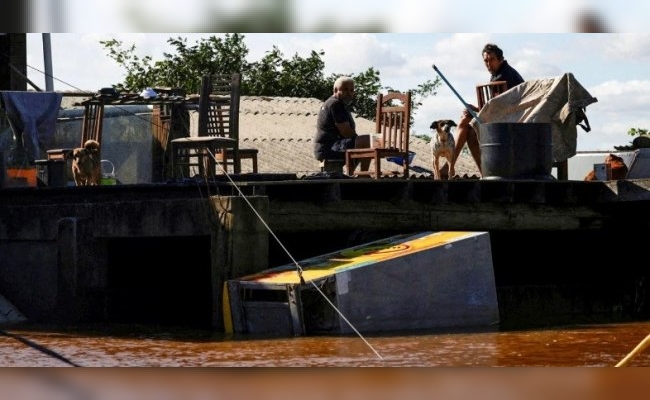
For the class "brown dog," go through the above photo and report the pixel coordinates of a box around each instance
[71,139,101,186]
[430,120,457,180]
[584,153,628,181]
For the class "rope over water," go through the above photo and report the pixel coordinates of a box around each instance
[0,329,81,367]
[615,333,650,367]
[202,148,384,361]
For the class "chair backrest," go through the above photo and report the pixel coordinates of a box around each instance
[375,91,411,152]
[197,72,241,141]
[80,102,104,146]
[476,81,508,109]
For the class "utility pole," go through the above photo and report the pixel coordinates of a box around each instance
[0,33,27,91]
[42,33,53,91]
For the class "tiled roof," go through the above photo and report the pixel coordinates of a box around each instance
[238,136,480,178]
[238,96,377,140]
[235,96,480,177]
[240,96,322,117]
[61,94,480,177]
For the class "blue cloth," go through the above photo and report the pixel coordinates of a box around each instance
[1,91,62,161]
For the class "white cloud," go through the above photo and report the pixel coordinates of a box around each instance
[316,34,404,76]
[575,80,650,150]
[603,34,650,59]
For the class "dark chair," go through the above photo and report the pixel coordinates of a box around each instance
[46,99,106,182]
[171,73,257,178]
[215,148,259,174]
[208,73,259,174]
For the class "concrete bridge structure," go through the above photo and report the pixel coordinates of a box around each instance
[1,176,650,331]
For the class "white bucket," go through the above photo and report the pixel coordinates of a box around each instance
[593,163,612,181]
[100,159,117,185]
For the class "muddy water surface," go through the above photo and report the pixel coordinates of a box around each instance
[2,321,650,367]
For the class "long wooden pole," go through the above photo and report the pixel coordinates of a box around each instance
[615,333,650,367]
[432,64,481,124]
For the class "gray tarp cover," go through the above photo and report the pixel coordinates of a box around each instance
[471,73,598,162]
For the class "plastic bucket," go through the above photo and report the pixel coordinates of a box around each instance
[6,167,38,186]
[480,122,553,180]
[100,160,117,185]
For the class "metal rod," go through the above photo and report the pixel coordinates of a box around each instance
[432,64,481,124]
[42,33,54,91]
[8,63,42,92]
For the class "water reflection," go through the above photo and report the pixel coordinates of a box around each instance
[2,321,650,367]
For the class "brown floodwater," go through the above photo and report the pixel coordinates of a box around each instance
[2,321,650,367]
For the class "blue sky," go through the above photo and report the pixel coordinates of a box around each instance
[26,32,650,151]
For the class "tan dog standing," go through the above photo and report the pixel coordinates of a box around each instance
[430,120,457,180]
[71,139,101,186]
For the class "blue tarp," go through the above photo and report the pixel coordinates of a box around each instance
[1,91,62,161]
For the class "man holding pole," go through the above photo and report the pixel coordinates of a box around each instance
[450,43,524,175]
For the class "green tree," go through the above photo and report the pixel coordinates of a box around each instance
[100,34,440,128]
[244,46,330,98]
[100,34,250,94]
[614,127,650,150]
[628,128,649,137]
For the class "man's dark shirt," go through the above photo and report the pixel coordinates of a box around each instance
[491,60,524,89]
[313,96,356,161]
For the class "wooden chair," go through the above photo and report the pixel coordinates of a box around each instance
[47,100,104,163]
[345,91,412,178]
[476,81,508,109]
[215,148,259,173]
[208,73,259,174]
[171,73,250,178]
[46,99,106,182]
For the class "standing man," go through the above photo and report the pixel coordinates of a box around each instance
[452,43,524,175]
[313,76,369,172]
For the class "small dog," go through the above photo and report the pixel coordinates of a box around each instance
[71,139,101,186]
[430,119,457,180]
[584,153,628,181]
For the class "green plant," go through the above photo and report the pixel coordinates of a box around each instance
[614,127,650,150]
[100,34,441,129]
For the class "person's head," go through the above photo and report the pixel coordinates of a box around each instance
[333,76,355,105]
[482,43,505,75]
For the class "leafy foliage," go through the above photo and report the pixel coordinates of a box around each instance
[628,128,649,137]
[244,46,329,98]
[101,34,250,95]
[413,134,431,144]
[100,34,440,126]
[614,127,650,150]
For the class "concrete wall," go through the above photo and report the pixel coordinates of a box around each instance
[568,150,638,181]
[0,194,269,329]
[2,178,650,330]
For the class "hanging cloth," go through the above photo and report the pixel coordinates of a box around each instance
[0,91,62,162]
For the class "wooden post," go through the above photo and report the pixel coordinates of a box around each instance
[210,195,269,329]
[0,34,27,91]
